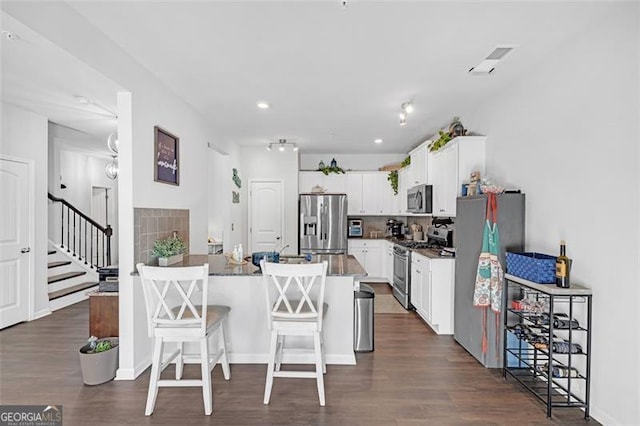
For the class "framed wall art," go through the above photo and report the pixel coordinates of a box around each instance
[154,126,179,186]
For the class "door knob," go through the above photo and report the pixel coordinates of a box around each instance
[21,247,31,253]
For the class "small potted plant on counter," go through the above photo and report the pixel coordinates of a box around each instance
[152,235,187,266]
[78,336,119,385]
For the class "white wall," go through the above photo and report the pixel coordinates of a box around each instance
[207,147,230,248]
[300,153,405,171]
[462,6,639,424]
[2,2,240,380]
[1,103,51,319]
[241,147,299,254]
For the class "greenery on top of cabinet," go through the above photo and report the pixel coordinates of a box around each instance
[318,165,345,175]
[401,156,411,167]
[428,130,453,152]
[387,170,398,195]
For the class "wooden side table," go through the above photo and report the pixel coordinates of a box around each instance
[88,291,119,338]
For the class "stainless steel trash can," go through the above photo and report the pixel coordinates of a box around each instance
[354,283,374,352]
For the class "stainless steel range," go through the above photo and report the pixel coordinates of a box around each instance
[392,244,412,309]
[392,226,454,310]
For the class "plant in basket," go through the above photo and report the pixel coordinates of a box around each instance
[78,336,119,385]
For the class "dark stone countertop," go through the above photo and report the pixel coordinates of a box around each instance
[134,254,367,277]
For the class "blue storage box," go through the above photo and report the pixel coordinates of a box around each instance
[506,252,557,284]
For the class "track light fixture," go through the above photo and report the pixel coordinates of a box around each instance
[266,138,299,152]
[399,101,414,126]
[402,102,414,114]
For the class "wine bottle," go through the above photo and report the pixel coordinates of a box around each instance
[555,240,571,288]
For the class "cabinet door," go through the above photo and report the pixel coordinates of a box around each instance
[442,145,458,216]
[430,259,455,334]
[421,259,432,322]
[364,245,382,278]
[410,144,428,186]
[385,243,394,285]
[346,173,363,215]
[431,151,445,214]
[360,173,378,214]
[398,168,409,214]
[376,172,395,215]
[323,173,347,193]
[348,243,366,269]
[299,171,322,194]
[410,263,422,313]
[431,144,458,217]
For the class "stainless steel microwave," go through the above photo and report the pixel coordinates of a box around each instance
[407,184,433,214]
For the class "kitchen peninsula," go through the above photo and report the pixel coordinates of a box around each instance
[131,254,366,368]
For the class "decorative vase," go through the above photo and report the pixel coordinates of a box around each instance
[78,338,119,385]
[158,253,183,266]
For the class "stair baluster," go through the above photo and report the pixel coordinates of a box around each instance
[48,193,112,269]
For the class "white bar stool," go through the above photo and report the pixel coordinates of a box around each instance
[261,259,328,406]
[137,263,230,415]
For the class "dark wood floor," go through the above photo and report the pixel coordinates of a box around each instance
[0,284,595,425]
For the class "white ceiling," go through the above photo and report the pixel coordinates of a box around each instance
[3,2,610,154]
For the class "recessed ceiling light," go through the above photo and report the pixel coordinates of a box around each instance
[374,139,383,144]
[257,101,269,109]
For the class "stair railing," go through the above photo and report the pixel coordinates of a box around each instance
[48,193,112,269]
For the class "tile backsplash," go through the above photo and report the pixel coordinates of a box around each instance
[358,216,433,239]
[134,208,189,266]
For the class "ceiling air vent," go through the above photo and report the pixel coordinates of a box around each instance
[469,46,516,75]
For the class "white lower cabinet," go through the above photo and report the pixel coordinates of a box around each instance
[348,239,383,279]
[384,240,394,287]
[410,253,455,335]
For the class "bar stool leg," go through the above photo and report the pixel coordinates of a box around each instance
[314,331,325,406]
[264,329,278,404]
[146,337,164,416]
[200,338,213,415]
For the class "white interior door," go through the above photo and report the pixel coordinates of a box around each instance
[92,187,108,227]
[249,180,283,254]
[0,158,31,329]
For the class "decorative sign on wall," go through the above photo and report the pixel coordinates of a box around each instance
[154,126,180,186]
[232,168,241,188]
[232,191,240,204]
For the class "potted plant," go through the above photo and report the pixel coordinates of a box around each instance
[79,336,119,385]
[152,235,187,266]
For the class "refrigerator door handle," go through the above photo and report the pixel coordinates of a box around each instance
[318,203,323,241]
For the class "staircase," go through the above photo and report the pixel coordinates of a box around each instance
[48,245,99,311]
[47,192,113,311]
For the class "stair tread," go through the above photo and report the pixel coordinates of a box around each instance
[47,250,56,255]
[49,282,98,301]
[48,271,87,284]
[48,261,72,269]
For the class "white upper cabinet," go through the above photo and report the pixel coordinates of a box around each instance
[299,171,347,194]
[429,136,486,217]
[408,142,429,187]
[347,171,396,216]
[397,167,410,215]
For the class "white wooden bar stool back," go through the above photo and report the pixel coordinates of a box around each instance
[261,259,329,406]
[136,263,231,416]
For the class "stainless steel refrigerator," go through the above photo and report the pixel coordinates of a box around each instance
[453,193,525,368]
[299,194,348,255]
